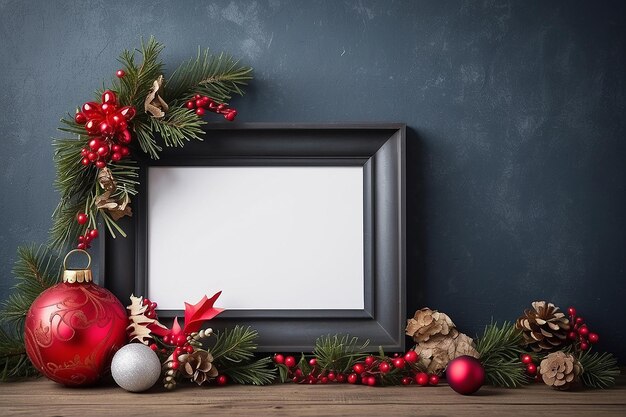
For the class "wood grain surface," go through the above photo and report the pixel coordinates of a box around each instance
[1,377,625,417]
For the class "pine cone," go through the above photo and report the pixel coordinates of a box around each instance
[515,301,570,352]
[178,350,218,385]
[406,308,456,343]
[539,351,583,390]
[412,329,480,374]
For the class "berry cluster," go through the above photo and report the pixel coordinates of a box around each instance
[75,213,99,249]
[567,306,599,351]
[185,95,238,121]
[521,353,539,380]
[274,350,439,387]
[75,89,136,169]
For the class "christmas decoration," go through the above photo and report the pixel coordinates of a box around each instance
[566,306,599,351]
[446,356,485,395]
[23,250,127,386]
[475,322,528,388]
[539,351,582,390]
[406,307,455,343]
[50,37,252,252]
[111,343,161,392]
[406,307,479,375]
[178,350,219,385]
[515,301,570,352]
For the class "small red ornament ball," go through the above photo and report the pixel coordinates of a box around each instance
[76,212,88,225]
[216,374,228,386]
[446,356,485,395]
[116,69,126,78]
[429,374,440,386]
[24,251,127,386]
[588,333,599,344]
[284,356,296,368]
[415,372,429,386]
[404,350,419,363]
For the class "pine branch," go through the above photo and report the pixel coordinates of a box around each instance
[0,328,38,381]
[165,49,252,104]
[475,322,530,388]
[209,326,259,363]
[218,357,276,386]
[114,37,165,111]
[149,106,206,148]
[313,334,369,374]
[0,246,61,381]
[578,350,620,389]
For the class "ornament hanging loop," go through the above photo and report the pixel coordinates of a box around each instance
[62,249,93,283]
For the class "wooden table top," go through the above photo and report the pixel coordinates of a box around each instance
[1,377,625,416]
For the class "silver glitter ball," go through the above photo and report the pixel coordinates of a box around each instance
[111,343,161,392]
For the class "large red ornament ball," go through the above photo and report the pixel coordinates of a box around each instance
[24,250,127,386]
[446,356,485,395]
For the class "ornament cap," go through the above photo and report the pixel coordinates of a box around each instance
[62,249,93,283]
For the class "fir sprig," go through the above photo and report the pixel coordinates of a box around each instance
[312,334,369,374]
[578,350,620,389]
[165,49,252,104]
[475,322,530,388]
[217,356,276,386]
[0,245,61,381]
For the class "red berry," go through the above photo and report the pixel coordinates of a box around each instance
[308,376,317,384]
[415,372,429,386]
[116,69,126,78]
[401,377,412,385]
[378,362,391,373]
[274,354,285,364]
[336,374,346,383]
[353,363,364,374]
[88,152,98,161]
[186,100,195,109]
[194,94,201,100]
[576,317,584,325]
[77,213,88,225]
[393,358,406,369]
[77,243,86,250]
[75,112,87,125]
[216,374,228,386]
[97,146,109,157]
[224,110,237,121]
[95,160,106,169]
[162,334,171,344]
[118,129,132,144]
[404,350,419,363]
[284,356,296,368]
[521,354,533,364]
[185,345,194,353]
[347,373,358,384]
[145,310,156,319]
[568,307,576,316]
[89,229,99,239]
[196,107,205,116]
[428,374,439,385]
[80,148,89,157]
[526,363,537,375]
[120,146,130,156]
[309,358,317,367]
[578,326,589,337]
[84,233,92,243]
[149,343,157,351]
[320,376,329,384]
[150,302,157,309]
[588,333,599,344]
[567,331,578,340]
[78,235,85,243]
[176,334,187,346]
[171,361,180,370]
[327,372,336,381]
[366,376,377,386]
[294,369,303,377]
[111,152,122,162]
[365,356,376,366]
[580,341,589,351]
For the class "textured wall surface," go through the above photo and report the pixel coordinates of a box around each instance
[1,1,624,358]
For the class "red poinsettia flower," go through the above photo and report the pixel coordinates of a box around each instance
[148,291,223,338]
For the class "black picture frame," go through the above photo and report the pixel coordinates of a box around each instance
[101,123,406,352]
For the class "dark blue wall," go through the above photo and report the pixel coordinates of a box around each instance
[1,1,625,358]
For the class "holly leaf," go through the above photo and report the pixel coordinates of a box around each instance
[183,291,224,334]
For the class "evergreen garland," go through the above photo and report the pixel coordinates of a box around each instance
[577,350,620,389]
[0,246,62,380]
[475,322,530,388]
[49,37,252,250]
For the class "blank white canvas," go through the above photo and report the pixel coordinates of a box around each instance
[148,166,364,310]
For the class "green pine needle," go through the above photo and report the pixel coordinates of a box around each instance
[165,49,252,104]
[218,356,276,386]
[578,350,620,389]
[0,245,62,381]
[312,334,369,374]
[475,322,530,388]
